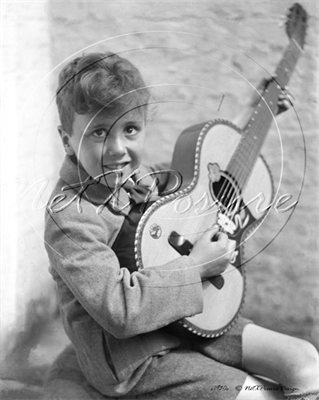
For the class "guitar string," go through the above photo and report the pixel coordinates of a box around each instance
[214,59,285,217]
[215,82,281,267]
[214,94,270,234]
[203,41,296,248]
[221,43,296,212]
[234,106,266,189]
[227,90,279,219]
[233,81,283,197]
[214,121,258,222]
[214,72,279,216]
[237,83,279,188]
[212,105,264,223]
[214,43,296,217]
[228,105,268,211]
[226,77,284,214]
[211,137,245,222]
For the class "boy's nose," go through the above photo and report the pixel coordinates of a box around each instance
[105,134,125,157]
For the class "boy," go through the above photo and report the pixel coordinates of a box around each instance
[44,52,318,399]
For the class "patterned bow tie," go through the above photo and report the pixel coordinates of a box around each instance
[123,183,151,206]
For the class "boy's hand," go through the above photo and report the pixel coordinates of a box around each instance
[189,226,236,280]
[251,77,293,115]
[277,88,294,115]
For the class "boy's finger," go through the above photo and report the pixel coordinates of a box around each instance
[206,224,220,238]
[279,93,294,101]
[200,228,219,243]
[281,88,294,101]
[278,99,290,107]
[214,232,229,247]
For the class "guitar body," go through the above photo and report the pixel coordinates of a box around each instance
[135,120,273,337]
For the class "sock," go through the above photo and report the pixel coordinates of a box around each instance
[283,388,319,400]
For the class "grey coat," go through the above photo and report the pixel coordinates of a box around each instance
[44,156,203,397]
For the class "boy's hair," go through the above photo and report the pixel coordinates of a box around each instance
[56,52,150,133]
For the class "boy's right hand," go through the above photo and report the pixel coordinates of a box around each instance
[189,225,236,280]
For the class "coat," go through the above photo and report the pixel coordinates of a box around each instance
[44,156,203,397]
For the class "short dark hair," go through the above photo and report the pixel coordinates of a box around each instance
[56,52,150,133]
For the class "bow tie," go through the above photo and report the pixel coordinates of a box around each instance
[123,183,151,206]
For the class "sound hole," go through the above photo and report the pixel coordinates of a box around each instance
[211,173,241,213]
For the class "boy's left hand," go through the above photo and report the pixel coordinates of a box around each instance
[277,87,294,115]
[251,77,294,115]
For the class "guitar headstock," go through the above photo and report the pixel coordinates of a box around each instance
[285,3,308,49]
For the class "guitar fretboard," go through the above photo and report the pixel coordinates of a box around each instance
[227,38,303,191]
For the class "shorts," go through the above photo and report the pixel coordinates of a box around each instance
[43,316,253,400]
[126,315,252,399]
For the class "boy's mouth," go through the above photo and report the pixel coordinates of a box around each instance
[102,162,129,171]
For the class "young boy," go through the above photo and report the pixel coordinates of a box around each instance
[44,52,318,400]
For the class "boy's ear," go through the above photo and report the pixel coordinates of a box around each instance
[58,125,75,155]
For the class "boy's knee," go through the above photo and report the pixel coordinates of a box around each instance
[289,340,318,386]
[297,340,318,369]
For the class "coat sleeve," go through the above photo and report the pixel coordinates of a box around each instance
[45,200,203,339]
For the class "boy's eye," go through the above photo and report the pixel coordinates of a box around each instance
[92,129,107,138]
[124,126,138,135]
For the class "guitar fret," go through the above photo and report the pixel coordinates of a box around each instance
[275,40,301,87]
[228,157,255,184]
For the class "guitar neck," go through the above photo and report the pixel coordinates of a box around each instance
[227,39,303,189]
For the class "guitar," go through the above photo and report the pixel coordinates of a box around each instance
[135,3,308,338]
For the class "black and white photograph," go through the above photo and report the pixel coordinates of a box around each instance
[1,1,318,399]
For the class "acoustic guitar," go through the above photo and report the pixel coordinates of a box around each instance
[135,3,308,338]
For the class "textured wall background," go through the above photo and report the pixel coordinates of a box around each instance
[1,0,318,397]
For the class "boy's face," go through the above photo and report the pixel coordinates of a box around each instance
[64,108,146,188]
